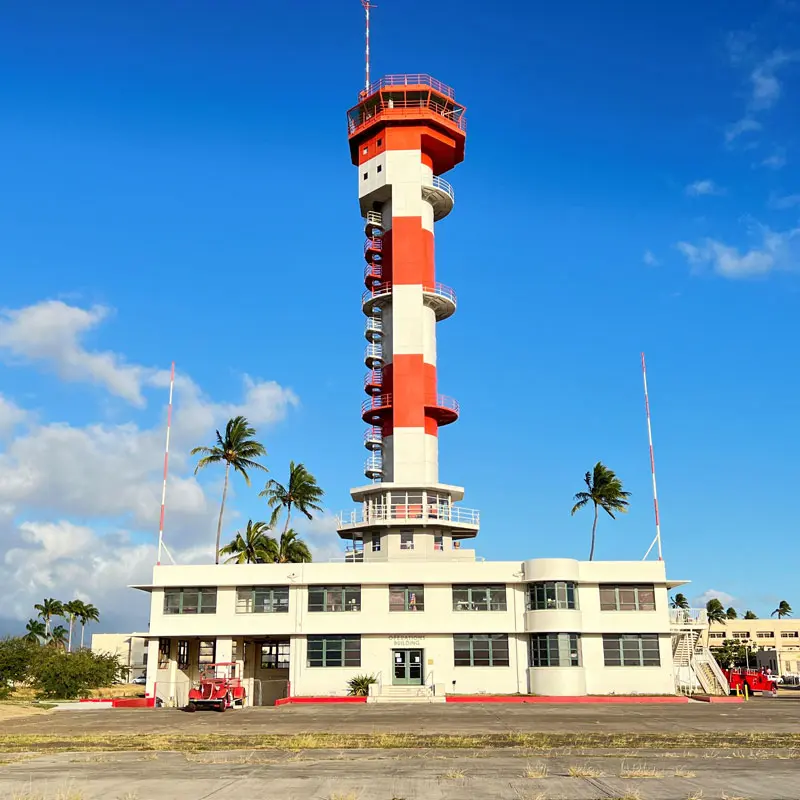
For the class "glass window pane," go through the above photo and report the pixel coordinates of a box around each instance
[308,589,325,612]
[164,591,180,614]
[618,589,637,611]
[181,591,199,614]
[344,587,361,611]
[599,587,617,610]
[637,588,656,610]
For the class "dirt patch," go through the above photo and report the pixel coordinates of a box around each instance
[0,704,49,723]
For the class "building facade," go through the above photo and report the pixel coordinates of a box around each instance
[91,633,147,680]
[134,74,716,703]
[706,619,800,676]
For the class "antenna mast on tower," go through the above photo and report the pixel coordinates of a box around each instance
[156,362,176,567]
[362,0,377,93]
[641,353,663,561]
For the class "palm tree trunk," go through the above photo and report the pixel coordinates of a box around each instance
[589,503,599,561]
[80,623,85,649]
[214,462,230,564]
[283,502,293,535]
[67,618,73,652]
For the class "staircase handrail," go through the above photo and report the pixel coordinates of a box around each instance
[697,646,730,695]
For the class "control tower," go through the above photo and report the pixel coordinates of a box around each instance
[336,73,480,561]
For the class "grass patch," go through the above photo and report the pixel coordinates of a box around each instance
[521,762,548,778]
[674,767,697,778]
[442,769,467,780]
[567,763,604,777]
[619,760,665,778]
[686,792,704,800]
[1,731,800,754]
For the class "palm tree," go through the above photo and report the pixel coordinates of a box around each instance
[192,416,268,564]
[273,529,312,563]
[78,603,100,649]
[772,600,792,619]
[744,610,758,619]
[34,598,63,637]
[706,598,727,625]
[725,607,738,619]
[63,600,86,652]
[670,593,690,610]
[259,461,325,534]
[219,520,277,564]
[24,619,47,644]
[570,462,631,560]
[49,625,69,648]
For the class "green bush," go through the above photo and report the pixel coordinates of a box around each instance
[0,637,39,698]
[28,647,123,699]
[347,674,378,697]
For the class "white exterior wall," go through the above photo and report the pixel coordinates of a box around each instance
[91,633,147,678]
[136,559,681,698]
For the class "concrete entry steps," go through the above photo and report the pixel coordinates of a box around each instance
[368,684,446,703]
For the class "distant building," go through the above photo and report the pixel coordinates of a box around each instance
[91,633,147,679]
[705,619,800,675]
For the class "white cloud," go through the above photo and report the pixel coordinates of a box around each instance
[725,117,762,144]
[769,192,800,209]
[0,301,150,406]
[693,589,737,608]
[643,250,659,267]
[0,300,304,633]
[748,50,797,110]
[677,222,800,279]
[761,150,787,170]
[0,394,27,435]
[685,179,725,197]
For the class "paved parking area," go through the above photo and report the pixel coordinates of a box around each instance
[3,696,800,736]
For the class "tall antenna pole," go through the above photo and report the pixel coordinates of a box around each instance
[362,0,377,93]
[156,362,175,567]
[641,353,663,561]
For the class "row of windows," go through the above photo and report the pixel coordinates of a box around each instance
[710,630,799,640]
[304,634,661,668]
[164,584,658,615]
[157,634,661,669]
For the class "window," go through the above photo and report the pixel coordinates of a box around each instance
[362,146,368,155]
[708,632,726,639]
[530,633,581,667]
[236,586,289,614]
[781,631,799,639]
[599,585,656,611]
[389,585,424,612]
[261,642,290,669]
[434,534,443,551]
[158,638,170,667]
[371,533,381,552]
[198,640,215,667]
[377,164,382,173]
[603,634,661,667]
[377,138,382,146]
[454,634,510,667]
[452,585,507,611]
[163,588,217,615]
[177,640,189,670]
[308,586,361,612]
[307,635,361,667]
[400,531,414,550]
[756,631,774,639]
[529,582,578,611]
[732,631,750,639]
[363,172,368,180]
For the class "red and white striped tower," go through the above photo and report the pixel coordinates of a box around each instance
[336,73,479,558]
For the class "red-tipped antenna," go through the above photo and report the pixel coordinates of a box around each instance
[156,362,175,566]
[641,353,663,561]
[362,0,377,93]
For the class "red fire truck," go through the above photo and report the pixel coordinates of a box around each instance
[186,663,247,712]
[722,668,778,696]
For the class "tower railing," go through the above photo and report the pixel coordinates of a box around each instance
[348,97,467,135]
[336,504,480,527]
[364,74,456,99]
[362,282,457,306]
[429,175,455,202]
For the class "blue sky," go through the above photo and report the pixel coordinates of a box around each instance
[0,0,798,633]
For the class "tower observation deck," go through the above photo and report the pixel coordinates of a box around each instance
[336,75,480,561]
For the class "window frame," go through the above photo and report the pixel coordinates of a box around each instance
[177,640,189,670]
[306,635,361,667]
[400,531,415,550]
[389,585,424,612]
[371,533,381,552]
[158,638,171,667]
[530,633,581,667]
[602,634,661,667]
[528,581,578,611]
[163,587,217,615]
[261,642,290,669]
[452,584,508,612]
[599,584,656,612]
[198,640,216,668]
[235,586,290,614]
[307,586,362,613]
[453,634,510,667]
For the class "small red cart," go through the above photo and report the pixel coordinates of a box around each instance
[186,662,246,712]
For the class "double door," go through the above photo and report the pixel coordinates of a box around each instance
[392,648,423,685]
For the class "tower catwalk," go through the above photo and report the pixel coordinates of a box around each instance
[336,75,480,561]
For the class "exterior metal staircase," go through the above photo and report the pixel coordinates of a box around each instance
[671,610,729,696]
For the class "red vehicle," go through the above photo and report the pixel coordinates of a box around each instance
[722,668,778,696]
[186,662,246,712]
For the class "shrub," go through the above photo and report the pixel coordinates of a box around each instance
[0,637,39,698]
[28,647,124,699]
[347,674,378,697]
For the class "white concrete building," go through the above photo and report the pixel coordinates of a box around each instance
[133,74,727,704]
[91,633,147,680]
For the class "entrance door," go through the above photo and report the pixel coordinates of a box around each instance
[393,649,423,685]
